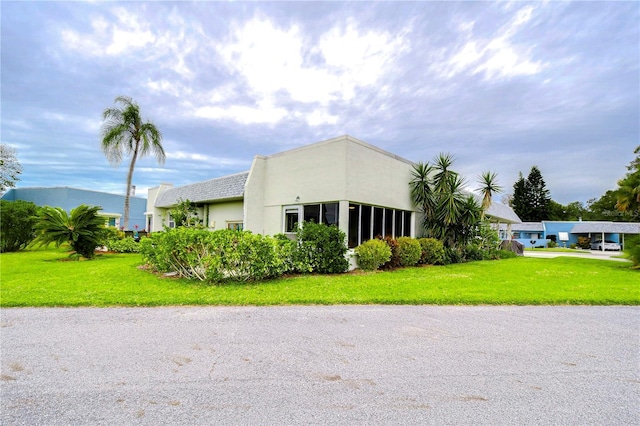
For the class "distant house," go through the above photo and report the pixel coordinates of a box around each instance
[1,187,147,230]
[501,220,640,249]
[146,135,521,246]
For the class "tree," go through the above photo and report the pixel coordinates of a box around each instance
[614,145,640,219]
[169,198,201,228]
[0,200,39,252]
[0,143,23,193]
[34,204,107,259]
[101,96,165,229]
[410,153,482,249]
[476,171,503,218]
[511,166,551,221]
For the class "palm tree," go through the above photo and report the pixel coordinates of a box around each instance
[476,171,503,218]
[101,96,165,229]
[410,153,481,249]
[34,204,106,259]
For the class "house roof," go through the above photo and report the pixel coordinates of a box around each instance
[155,172,249,208]
[570,222,640,234]
[484,201,522,224]
[467,192,521,224]
[499,222,544,232]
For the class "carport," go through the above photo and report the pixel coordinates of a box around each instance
[570,222,640,251]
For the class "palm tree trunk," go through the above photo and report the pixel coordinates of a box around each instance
[124,146,139,230]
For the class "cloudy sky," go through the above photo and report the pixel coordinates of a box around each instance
[2,1,638,205]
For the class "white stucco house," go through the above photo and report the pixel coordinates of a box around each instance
[146,135,521,247]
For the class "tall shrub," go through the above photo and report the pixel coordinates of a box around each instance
[0,200,38,252]
[294,221,349,274]
[418,238,445,265]
[396,237,422,267]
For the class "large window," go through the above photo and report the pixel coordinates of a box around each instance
[347,203,412,248]
[285,203,340,233]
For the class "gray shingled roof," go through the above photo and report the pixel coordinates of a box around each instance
[467,192,521,223]
[570,222,640,234]
[155,172,249,208]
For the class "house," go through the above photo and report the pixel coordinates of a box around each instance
[501,220,640,249]
[1,187,147,229]
[146,135,521,247]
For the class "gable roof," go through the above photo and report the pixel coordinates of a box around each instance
[155,172,249,208]
[570,221,640,234]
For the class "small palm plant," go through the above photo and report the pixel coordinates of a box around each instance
[34,204,107,259]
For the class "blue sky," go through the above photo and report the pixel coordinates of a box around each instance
[2,1,638,205]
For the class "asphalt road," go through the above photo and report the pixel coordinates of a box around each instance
[1,306,638,425]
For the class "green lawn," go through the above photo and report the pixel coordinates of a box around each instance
[1,245,638,307]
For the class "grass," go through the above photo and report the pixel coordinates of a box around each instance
[1,245,638,307]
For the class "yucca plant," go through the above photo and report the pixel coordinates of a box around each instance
[34,204,107,259]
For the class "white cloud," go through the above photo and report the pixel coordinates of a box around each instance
[439,5,545,80]
[201,16,407,126]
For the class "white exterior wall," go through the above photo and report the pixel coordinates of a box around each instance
[208,201,244,230]
[146,183,173,232]
[244,135,416,237]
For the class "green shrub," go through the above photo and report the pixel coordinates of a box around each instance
[444,246,465,264]
[106,237,139,253]
[355,239,392,271]
[140,228,290,282]
[34,204,106,259]
[0,200,39,252]
[497,249,518,259]
[464,245,484,262]
[294,221,349,274]
[396,237,422,267]
[418,238,445,265]
[624,235,640,269]
[548,240,558,249]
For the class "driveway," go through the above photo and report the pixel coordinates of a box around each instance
[524,249,629,261]
[1,306,638,425]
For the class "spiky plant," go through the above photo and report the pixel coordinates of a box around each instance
[34,204,106,259]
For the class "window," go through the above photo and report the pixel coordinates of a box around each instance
[168,214,175,229]
[288,203,340,233]
[348,204,359,248]
[227,222,243,231]
[402,211,411,237]
[303,204,320,223]
[322,203,339,226]
[360,205,372,243]
[347,203,413,248]
[385,209,394,237]
[285,207,300,233]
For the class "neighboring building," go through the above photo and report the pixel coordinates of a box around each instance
[147,135,521,247]
[1,187,147,229]
[501,220,640,249]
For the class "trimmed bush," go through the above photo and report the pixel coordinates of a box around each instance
[418,238,445,265]
[355,239,392,271]
[294,221,349,274]
[106,237,139,253]
[140,228,291,282]
[0,200,39,252]
[397,237,422,267]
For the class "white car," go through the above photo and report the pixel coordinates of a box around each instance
[590,240,621,251]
